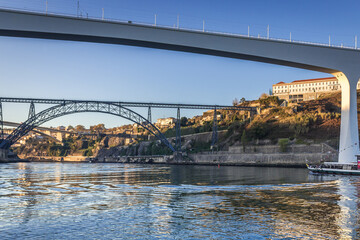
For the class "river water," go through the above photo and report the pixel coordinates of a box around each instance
[0,163,359,239]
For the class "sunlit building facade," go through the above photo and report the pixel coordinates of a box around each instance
[272,77,360,102]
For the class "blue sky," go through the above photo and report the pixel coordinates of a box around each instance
[0,0,359,128]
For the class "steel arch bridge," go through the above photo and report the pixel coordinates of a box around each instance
[0,101,175,151]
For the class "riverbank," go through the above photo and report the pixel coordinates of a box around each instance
[6,143,337,167]
[0,148,27,163]
[92,143,337,168]
[187,143,337,167]
[23,155,91,162]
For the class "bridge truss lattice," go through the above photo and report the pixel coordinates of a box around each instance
[0,101,174,151]
[0,97,256,152]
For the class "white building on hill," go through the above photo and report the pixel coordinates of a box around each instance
[273,77,360,102]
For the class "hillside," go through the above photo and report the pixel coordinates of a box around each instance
[13,90,356,158]
[222,92,343,149]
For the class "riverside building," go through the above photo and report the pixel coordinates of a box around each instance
[272,77,360,102]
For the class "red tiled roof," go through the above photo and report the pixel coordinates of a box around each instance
[291,77,336,83]
[273,77,337,86]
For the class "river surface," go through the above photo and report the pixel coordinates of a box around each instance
[0,162,359,239]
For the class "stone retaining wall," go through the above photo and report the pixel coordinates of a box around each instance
[228,143,336,154]
[19,143,338,168]
[93,143,338,167]
[101,155,170,164]
[27,155,90,162]
[188,152,336,167]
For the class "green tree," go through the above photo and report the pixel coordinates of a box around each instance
[75,125,86,132]
[259,96,281,107]
[290,114,314,137]
[180,117,188,127]
[278,138,289,152]
[249,122,270,140]
[232,98,239,106]
[90,124,105,134]
[259,93,268,99]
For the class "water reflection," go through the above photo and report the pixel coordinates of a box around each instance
[18,162,37,224]
[335,177,360,239]
[0,163,359,239]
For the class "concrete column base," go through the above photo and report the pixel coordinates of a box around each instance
[334,72,360,163]
[0,148,9,162]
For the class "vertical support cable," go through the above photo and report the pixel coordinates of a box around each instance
[147,106,152,123]
[211,107,218,151]
[175,107,181,152]
[46,0,48,15]
[355,35,357,49]
[28,101,35,119]
[177,14,179,29]
[0,101,3,140]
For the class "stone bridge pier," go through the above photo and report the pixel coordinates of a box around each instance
[0,148,8,162]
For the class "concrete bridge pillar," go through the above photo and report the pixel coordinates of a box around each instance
[256,107,261,115]
[334,72,360,163]
[0,148,8,161]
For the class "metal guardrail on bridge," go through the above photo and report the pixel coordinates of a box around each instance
[0,6,358,51]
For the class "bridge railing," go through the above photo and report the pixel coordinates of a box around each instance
[0,97,256,111]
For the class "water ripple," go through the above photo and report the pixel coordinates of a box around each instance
[0,163,358,239]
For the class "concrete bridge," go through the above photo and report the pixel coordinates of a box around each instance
[0,9,359,163]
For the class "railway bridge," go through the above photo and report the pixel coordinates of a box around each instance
[0,97,254,159]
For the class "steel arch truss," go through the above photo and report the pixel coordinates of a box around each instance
[0,101,175,152]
